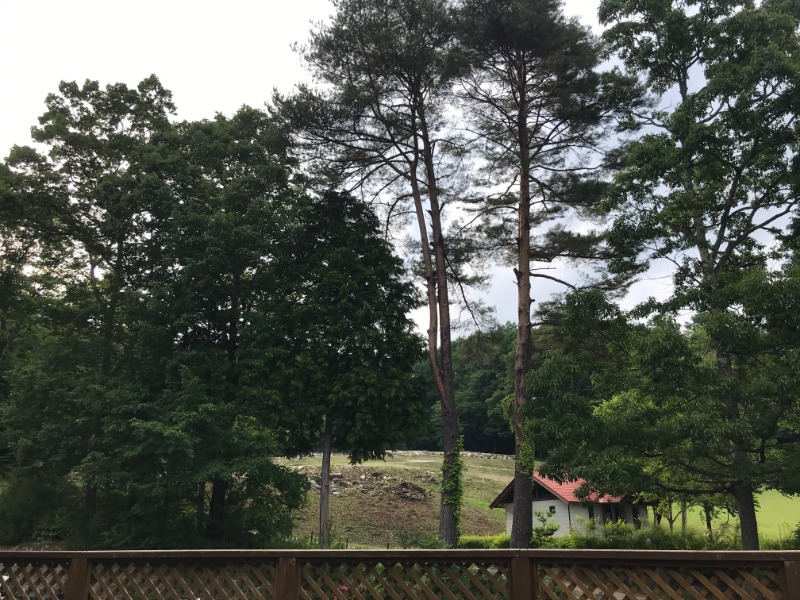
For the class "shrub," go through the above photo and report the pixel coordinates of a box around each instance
[0,473,79,545]
[458,533,510,548]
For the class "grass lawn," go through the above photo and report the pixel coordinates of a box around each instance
[681,489,800,541]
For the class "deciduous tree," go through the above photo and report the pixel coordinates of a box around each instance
[599,0,800,548]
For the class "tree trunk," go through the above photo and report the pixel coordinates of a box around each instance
[667,503,674,533]
[733,481,759,550]
[704,502,713,536]
[196,482,205,535]
[511,455,533,547]
[716,349,760,549]
[80,484,97,535]
[206,478,227,541]
[510,57,534,549]
[681,501,687,532]
[413,114,460,548]
[319,417,333,549]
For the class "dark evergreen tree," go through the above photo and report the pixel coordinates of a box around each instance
[263,190,424,548]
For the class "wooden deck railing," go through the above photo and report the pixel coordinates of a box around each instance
[1,548,798,599]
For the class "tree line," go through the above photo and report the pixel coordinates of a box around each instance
[1,0,799,551]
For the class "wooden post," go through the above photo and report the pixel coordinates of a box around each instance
[783,560,800,600]
[63,556,91,600]
[275,556,300,600]
[510,556,534,600]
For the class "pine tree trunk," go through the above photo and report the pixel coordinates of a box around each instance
[510,57,533,549]
[320,417,333,549]
[511,457,533,547]
[409,117,460,549]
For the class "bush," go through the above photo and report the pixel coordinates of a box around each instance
[543,521,745,550]
[458,533,510,548]
[0,473,80,545]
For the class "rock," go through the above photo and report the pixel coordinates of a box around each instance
[393,482,427,501]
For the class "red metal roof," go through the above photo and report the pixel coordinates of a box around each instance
[533,471,623,504]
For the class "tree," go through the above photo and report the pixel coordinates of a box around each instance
[266,190,424,548]
[453,0,635,546]
[454,324,516,455]
[113,107,310,546]
[2,92,362,547]
[529,287,800,550]
[0,77,177,535]
[279,0,466,545]
[598,0,800,548]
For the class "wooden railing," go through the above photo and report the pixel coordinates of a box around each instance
[1,549,798,599]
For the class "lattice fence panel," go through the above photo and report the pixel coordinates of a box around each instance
[300,560,509,600]
[88,561,276,600]
[537,562,784,600]
[0,560,68,600]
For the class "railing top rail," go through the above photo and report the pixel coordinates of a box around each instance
[1,549,799,564]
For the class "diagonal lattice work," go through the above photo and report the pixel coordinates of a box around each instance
[300,559,510,600]
[0,560,68,599]
[88,561,277,600]
[536,562,784,600]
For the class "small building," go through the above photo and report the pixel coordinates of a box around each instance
[489,472,649,536]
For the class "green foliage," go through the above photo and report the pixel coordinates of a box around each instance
[529,0,800,549]
[412,324,516,454]
[530,510,560,547]
[0,473,80,545]
[536,522,747,551]
[457,533,511,549]
[0,78,420,549]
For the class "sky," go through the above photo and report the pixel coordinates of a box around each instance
[0,0,668,329]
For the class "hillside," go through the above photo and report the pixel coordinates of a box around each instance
[279,451,514,548]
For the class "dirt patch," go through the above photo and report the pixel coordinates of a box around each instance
[293,465,434,502]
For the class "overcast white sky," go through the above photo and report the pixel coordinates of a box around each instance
[0,0,668,328]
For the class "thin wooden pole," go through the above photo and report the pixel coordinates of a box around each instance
[63,556,91,600]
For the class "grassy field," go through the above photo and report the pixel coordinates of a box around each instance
[281,452,800,548]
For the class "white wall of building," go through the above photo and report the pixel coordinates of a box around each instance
[503,501,649,537]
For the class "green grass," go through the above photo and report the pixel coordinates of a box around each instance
[679,489,800,541]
